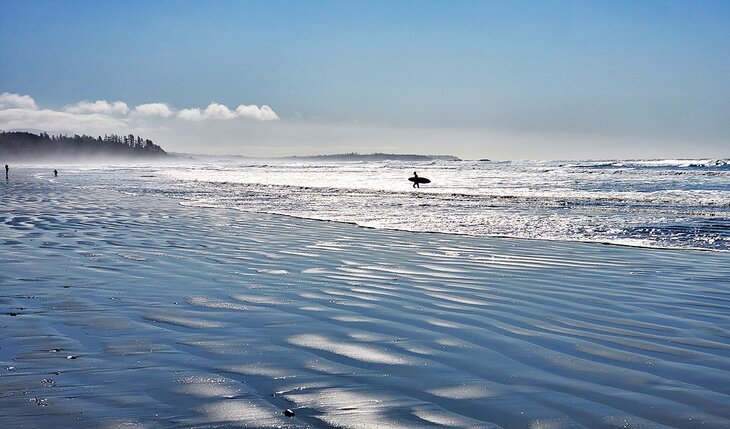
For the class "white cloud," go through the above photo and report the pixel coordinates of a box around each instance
[1,93,279,125]
[175,103,235,121]
[0,108,127,135]
[176,103,233,121]
[0,92,294,154]
[202,102,237,120]
[1,93,126,134]
[0,92,38,110]
[235,104,279,121]
[177,108,203,121]
[177,102,279,121]
[64,100,129,115]
[134,103,174,118]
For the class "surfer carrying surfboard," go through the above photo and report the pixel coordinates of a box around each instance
[408,171,430,188]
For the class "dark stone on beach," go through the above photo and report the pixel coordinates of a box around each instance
[50,348,61,353]
[283,409,295,417]
[42,378,55,386]
[31,397,48,406]
[66,355,78,360]
[8,312,18,316]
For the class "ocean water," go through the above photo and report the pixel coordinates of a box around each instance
[59,158,730,251]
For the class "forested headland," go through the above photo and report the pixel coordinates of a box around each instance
[0,131,168,161]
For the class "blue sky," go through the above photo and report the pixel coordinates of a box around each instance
[1,0,728,159]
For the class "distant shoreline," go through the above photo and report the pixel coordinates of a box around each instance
[283,153,461,162]
[187,152,462,162]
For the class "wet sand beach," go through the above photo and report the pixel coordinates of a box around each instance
[2,169,730,428]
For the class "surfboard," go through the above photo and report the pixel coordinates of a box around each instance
[408,177,431,184]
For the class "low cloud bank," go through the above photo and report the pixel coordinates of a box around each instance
[64,100,130,115]
[0,92,279,133]
[0,106,127,135]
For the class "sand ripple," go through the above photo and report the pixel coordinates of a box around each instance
[288,334,413,365]
[2,170,730,428]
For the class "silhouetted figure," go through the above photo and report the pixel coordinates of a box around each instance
[4,164,8,179]
[54,169,58,177]
[408,171,431,188]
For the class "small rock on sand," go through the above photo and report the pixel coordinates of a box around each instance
[31,397,48,407]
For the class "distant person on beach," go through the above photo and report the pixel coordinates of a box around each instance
[408,171,431,188]
[4,164,8,179]
[54,169,58,177]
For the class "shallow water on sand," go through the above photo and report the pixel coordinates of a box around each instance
[2,170,730,428]
[49,157,730,251]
